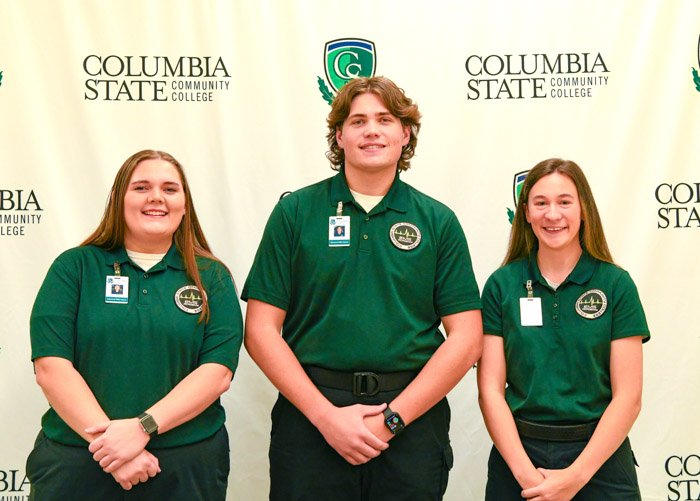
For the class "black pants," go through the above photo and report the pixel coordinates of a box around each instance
[485,436,641,500]
[269,387,453,501]
[26,426,230,501]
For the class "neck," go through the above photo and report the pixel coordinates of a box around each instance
[344,165,396,196]
[536,244,583,283]
[123,236,172,254]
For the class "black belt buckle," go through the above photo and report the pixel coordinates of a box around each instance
[353,372,380,396]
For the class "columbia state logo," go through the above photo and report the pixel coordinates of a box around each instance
[575,289,608,319]
[507,170,529,224]
[317,38,377,105]
[390,222,421,251]
[174,285,206,314]
[693,34,700,93]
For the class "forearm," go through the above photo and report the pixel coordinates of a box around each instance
[568,392,641,483]
[389,310,483,426]
[34,356,109,442]
[478,390,542,488]
[147,363,232,434]
[245,321,333,425]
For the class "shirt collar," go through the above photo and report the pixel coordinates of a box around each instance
[329,165,408,214]
[521,248,597,287]
[103,243,186,271]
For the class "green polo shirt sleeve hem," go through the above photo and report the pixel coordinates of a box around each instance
[241,200,294,308]
[241,288,289,311]
[610,269,650,343]
[481,270,505,337]
[433,212,482,317]
[30,251,81,362]
[195,262,244,374]
[436,299,483,318]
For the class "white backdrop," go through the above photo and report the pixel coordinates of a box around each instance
[1,1,699,499]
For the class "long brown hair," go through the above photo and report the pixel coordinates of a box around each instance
[503,158,614,266]
[326,76,421,172]
[82,150,222,322]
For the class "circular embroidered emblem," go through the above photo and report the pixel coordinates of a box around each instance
[174,285,206,314]
[389,222,422,251]
[575,289,608,319]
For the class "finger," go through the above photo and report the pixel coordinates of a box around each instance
[362,432,389,451]
[92,450,106,462]
[103,458,124,473]
[139,472,148,482]
[85,421,111,434]
[358,403,388,417]
[120,481,133,490]
[87,439,103,454]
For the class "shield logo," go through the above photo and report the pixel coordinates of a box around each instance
[513,170,529,206]
[324,38,376,93]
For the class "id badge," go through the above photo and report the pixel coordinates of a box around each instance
[106,275,129,303]
[329,216,350,247]
[520,297,542,326]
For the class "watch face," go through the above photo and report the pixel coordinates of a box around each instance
[140,414,158,434]
[385,413,405,434]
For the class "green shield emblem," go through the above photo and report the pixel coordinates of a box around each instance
[324,39,376,93]
[513,170,529,205]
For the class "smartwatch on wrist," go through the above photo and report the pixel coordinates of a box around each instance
[137,412,159,436]
[382,406,405,435]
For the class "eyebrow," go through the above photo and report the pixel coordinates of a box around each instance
[129,179,182,186]
[347,111,394,119]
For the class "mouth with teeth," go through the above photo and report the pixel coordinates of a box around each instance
[361,144,385,150]
[143,210,167,216]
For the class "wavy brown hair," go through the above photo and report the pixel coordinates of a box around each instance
[503,158,614,266]
[81,150,223,322]
[326,76,421,172]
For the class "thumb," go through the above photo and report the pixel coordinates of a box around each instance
[85,420,112,434]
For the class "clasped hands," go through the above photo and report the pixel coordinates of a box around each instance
[86,418,160,490]
[314,402,393,466]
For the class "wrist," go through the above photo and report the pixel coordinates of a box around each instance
[137,413,158,437]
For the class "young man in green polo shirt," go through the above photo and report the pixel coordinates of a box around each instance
[242,76,483,500]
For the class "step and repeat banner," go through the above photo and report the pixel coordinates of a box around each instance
[1,1,698,499]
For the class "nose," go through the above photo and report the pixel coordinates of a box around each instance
[546,203,561,220]
[363,119,379,136]
[148,188,164,202]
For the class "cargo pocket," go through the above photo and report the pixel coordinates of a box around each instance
[438,443,454,498]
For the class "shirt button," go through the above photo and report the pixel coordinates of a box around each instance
[365,217,370,221]
[553,314,558,320]
[363,234,369,240]
[142,289,148,295]
[143,273,148,278]
[553,303,558,308]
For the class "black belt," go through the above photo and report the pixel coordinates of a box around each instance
[515,418,598,442]
[304,366,418,397]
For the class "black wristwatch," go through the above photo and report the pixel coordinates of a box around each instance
[383,406,405,435]
[137,412,159,436]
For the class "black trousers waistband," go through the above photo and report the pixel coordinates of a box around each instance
[515,418,599,442]
[304,366,419,397]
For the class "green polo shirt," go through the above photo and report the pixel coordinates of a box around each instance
[242,168,481,372]
[481,250,650,424]
[30,244,243,447]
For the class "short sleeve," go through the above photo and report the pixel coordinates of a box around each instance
[198,262,244,373]
[611,271,650,342]
[433,213,482,317]
[241,200,295,310]
[30,254,80,362]
[481,272,504,337]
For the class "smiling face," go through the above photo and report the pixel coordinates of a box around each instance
[122,159,186,253]
[336,92,410,177]
[525,172,582,257]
